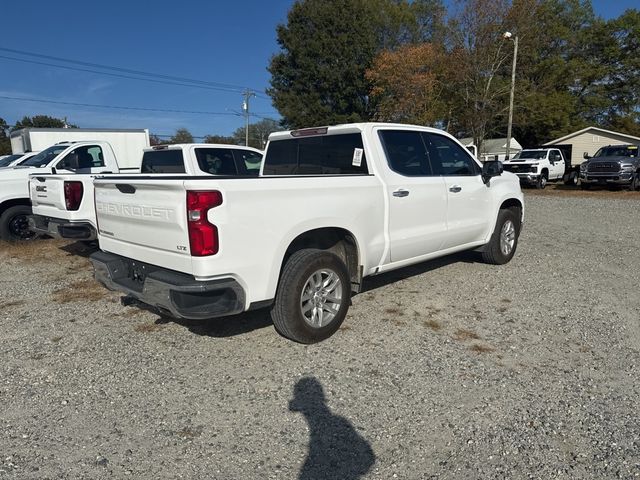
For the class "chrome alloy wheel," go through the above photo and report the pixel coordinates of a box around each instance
[500,219,516,256]
[300,269,343,328]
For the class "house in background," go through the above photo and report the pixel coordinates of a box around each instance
[543,126,640,167]
[458,137,522,162]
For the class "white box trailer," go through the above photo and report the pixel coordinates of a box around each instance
[10,128,150,169]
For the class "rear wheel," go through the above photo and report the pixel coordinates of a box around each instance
[482,208,521,265]
[271,249,351,344]
[564,171,578,186]
[0,205,37,242]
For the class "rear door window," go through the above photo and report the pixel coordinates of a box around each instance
[379,130,432,176]
[233,149,263,176]
[141,150,186,173]
[263,133,368,175]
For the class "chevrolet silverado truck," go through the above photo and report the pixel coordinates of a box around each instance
[579,144,640,190]
[502,148,568,189]
[0,140,143,242]
[29,144,263,242]
[90,123,524,343]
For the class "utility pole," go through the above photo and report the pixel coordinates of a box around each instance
[242,89,256,147]
[503,32,518,161]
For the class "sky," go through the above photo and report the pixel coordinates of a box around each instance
[0,0,637,139]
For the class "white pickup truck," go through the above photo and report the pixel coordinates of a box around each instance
[29,144,263,242]
[0,140,143,241]
[90,123,524,343]
[502,148,568,189]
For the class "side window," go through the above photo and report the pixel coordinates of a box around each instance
[424,133,480,176]
[57,145,104,170]
[195,148,237,175]
[233,149,263,176]
[378,130,432,176]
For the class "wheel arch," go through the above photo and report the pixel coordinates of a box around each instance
[280,227,362,294]
[0,198,31,216]
[499,198,523,223]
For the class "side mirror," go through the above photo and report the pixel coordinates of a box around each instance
[583,152,590,159]
[482,160,503,184]
[51,167,57,175]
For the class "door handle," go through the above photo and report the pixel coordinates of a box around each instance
[393,189,410,197]
[449,185,462,193]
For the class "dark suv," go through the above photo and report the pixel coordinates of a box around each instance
[579,145,640,190]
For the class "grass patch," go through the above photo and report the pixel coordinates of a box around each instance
[0,300,26,309]
[470,343,494,354]
[423,319,442,331]
[0,239,66,263]
[51,279,109,304]
[453,328,480,341]
[134,323,164,333]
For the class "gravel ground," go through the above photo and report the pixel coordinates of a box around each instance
[1,191,639,479]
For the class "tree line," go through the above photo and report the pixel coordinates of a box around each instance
[268,0,640,150]
[0,116,280,155]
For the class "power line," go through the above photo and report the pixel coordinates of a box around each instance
[0,94,276,117]
[0,46,271,99]
[0,55,250,94]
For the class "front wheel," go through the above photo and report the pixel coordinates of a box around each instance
[536,173,548,189]
[482,208,521,265]
[628,173,640,191]
[0,205,38,242]
[271,249,351,344]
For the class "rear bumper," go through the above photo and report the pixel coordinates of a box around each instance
[90,251,246,320]
[29,215,96,240]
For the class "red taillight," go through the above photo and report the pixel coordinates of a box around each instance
[64,181,83,211]
[187,190,222,256]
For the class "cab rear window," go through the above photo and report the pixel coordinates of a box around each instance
[262,133,368,175]
[141,150,185,173]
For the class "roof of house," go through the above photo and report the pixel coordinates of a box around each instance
[458,137,522,154]
[543,126,640,145]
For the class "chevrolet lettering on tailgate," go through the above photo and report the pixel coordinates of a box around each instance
[96,202,173,220]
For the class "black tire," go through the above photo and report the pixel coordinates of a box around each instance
[271,248,351,344]
[536,172,548,189]
[564,171,578,186]
[482,208,521,265]
[0,205,37,242]
[628,173,640,191]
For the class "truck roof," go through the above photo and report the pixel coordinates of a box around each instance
[268,122,455,141]
[146,143,263,152]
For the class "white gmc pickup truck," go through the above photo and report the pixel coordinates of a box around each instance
[90,123,524,343]
[29,144,263,242]
[0,141,139,241]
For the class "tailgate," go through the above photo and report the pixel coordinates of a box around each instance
[29,175,66,212]
[94,178,192,273]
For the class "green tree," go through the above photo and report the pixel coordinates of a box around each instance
[203,134,235,145]
[268,0,439,128]
[231,118,281,149]
[167,128,194,144]
[0,118,10,155]
[12,115,77,131]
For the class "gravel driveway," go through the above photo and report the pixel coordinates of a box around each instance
[1,191,639,479]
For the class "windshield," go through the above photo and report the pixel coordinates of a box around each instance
[0,154,23,167]
[513,150,547,160]
[593,146,639,158]
[19,145,69,168]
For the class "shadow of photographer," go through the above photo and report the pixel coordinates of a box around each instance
[289,377,375,480]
